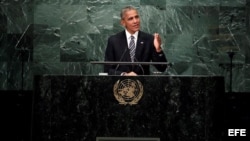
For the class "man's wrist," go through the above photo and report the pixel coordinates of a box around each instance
[155,44,163,52]
[156,48,162,53]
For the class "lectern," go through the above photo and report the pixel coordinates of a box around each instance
[32,75,225,141]
[90,61,171,75]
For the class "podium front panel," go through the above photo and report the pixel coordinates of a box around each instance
[32,75,225,141]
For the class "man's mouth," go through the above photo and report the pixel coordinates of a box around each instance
[133,25,139,28]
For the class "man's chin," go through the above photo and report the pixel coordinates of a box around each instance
[127,28,140,34]
[133,28,140,32]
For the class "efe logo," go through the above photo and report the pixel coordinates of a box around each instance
[228,129,246,136]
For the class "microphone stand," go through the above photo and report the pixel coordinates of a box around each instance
[114,47,128,75]
[134,57,144,75]
[14,24,48,91]
[15,24,33,91]
[226,27,239,93]
[227,51,235,93]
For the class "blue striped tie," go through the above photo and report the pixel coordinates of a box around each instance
[129,35,135,62]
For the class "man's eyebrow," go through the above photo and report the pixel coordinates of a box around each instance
[128,15,139,20]
[128,17,133,20]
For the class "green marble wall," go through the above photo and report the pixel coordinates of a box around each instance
[0,0,250,92]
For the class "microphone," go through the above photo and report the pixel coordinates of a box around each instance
[114,47,128,75]
[134,57,145,75]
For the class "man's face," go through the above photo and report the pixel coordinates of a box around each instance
[121,9,140,34]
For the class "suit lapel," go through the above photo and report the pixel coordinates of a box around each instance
[135,31,144,61]
[120,31,131,61]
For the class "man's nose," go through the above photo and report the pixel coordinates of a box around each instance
[133,18,138,23]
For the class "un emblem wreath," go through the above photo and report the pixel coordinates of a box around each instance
[113,79,143,105]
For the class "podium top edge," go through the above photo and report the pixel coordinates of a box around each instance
[90,61,170,65]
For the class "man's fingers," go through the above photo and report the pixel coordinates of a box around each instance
[154,33,160,39]
[154,33,159,37]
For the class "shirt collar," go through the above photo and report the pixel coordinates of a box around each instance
[125,30,139,40]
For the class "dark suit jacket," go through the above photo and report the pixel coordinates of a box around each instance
[104,30,167,75]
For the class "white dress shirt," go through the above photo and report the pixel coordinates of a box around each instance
[125,29,139,48]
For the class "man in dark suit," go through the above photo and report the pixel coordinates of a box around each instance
[104,6,167,76]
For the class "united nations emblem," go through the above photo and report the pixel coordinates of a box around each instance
[113,79,143,105]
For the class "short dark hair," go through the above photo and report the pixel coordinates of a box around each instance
[120,6,137,19]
